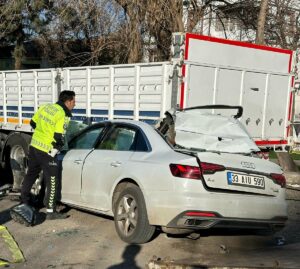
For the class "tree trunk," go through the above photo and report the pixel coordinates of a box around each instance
[276,152,299,172]
[171,0,184,32]
[128,26,143,63]
[255,0,268,44]
[13,43,25,70]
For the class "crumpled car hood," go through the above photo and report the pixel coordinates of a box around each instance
[172,109,259,154]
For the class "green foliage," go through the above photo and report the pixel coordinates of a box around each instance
[269,151,300,160]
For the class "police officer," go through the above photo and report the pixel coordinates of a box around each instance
[11,90,76,225]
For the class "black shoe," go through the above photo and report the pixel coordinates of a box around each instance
[46,211,68,220]
[10,204,36,226]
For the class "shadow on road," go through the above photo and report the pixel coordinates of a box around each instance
[107,244,142,269]
[0,207,12,226]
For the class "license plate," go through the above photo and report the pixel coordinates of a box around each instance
[227,172,265,189]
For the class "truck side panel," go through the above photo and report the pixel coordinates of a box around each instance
[0,69,58,133]
[0,63,173,133]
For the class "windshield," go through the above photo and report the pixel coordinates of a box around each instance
[171,109,259,154]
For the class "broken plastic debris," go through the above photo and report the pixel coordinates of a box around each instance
[275,236,286,246]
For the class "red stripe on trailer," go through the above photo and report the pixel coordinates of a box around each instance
[286,76,295,137]
[185,34,190,60]
[180,65,186,109]
[288,53,293,73]
[286,92,293,137]
[289,77,295,124]
[185,33,293,56]
[180,34,190,109]
[255,140,288,145]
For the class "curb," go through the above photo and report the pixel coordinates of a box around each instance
[146,260,297,269]
[284,172,300,185]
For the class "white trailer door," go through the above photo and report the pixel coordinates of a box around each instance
[264,75,291,140]
[186,65,215,107]
[182,33,293,146]
[242,72,266,139]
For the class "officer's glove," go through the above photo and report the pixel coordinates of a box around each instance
[50,135,64,157]
[53,133,65,150]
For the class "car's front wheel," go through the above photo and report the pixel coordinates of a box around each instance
[113,183,155,244]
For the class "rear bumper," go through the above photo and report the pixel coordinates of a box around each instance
[145,188,287,227]
[167,211,287,231]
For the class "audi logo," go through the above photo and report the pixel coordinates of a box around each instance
[241,161,255,169]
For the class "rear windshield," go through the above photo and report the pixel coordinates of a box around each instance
[162,110,259,154]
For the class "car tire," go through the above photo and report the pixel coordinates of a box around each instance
[113,183,155,244]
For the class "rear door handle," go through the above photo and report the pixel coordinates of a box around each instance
[111,161,122,167]
[74,160,83,164]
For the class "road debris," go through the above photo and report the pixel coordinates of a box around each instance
[275,236,286,246]
[0,225,25,266]
[219,244,229,254]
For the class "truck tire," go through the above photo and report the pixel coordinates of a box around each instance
[6,133,31,191]
[113,183,155,244]
[6,133,44,202]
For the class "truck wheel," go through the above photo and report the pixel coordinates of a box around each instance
[8,134,31,191]
[113,183,155,244]
[7,134,43,201]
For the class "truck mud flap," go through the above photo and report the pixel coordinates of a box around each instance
[0,225,25,266]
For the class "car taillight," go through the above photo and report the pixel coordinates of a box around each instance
[200,162,225,174]
[185,211,216,217]
[170,164,201,179]
[270,173,286,188]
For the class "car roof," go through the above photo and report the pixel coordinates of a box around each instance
[94,119,153,128]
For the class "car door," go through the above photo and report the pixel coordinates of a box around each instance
[60,124,105,204]
[80,124,138,211]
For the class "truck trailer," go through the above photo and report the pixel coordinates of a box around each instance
[0,32,298,191]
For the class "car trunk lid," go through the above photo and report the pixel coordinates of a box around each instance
[196,151,283,196]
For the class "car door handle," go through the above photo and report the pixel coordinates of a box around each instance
[110,161,121,167]
[74,160,83,164]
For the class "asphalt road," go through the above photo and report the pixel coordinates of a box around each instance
[0,195,299,269]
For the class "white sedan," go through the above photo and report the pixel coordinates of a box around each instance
[59,106,287,244]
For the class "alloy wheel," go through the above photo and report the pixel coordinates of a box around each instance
[116,194,138,237]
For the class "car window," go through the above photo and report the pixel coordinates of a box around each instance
[69,126,104,150]
[98,126,136,151]
[134,130,149,152]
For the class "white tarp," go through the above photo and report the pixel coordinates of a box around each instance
[173,109,259,154]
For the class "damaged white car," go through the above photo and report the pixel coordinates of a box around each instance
[59,105,287,244]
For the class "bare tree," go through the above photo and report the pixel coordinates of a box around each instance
[41,0,127,66]
[256,0,269,44]
[114,0,238,62]
[265,0,300,50]
[0,2,19,40]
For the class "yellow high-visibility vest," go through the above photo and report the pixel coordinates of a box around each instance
[30,104,70,153]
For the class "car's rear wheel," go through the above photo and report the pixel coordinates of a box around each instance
[113,183,155,244]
